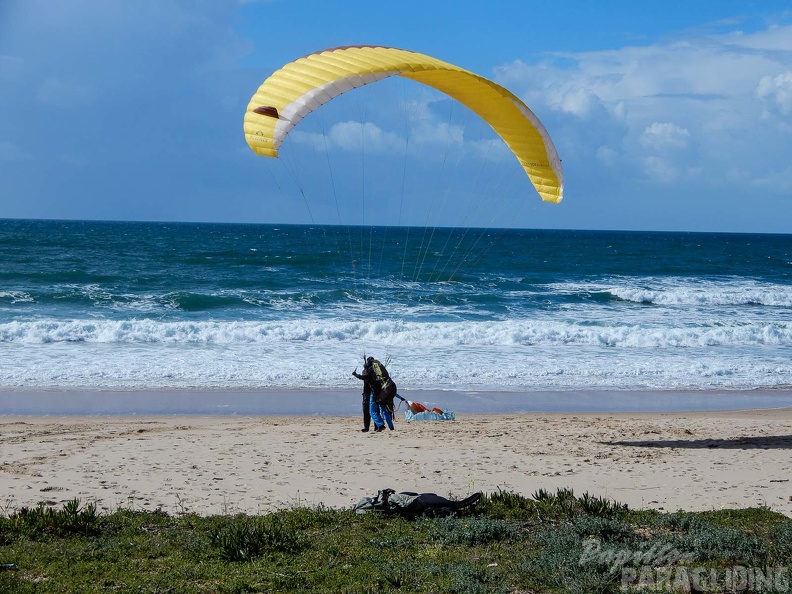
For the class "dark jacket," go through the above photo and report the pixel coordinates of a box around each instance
[355,359,397,405]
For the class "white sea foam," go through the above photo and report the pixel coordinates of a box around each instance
[1,317,790,391]
[549,278,792,307]
[2,317,791,348]
[1,339,790,391]
[0,291,34,304]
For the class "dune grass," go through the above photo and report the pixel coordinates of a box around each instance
[1,489,790,593]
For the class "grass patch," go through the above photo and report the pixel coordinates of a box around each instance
[209,515,304,561]
[2,498,99,539]
[0,491,790,592]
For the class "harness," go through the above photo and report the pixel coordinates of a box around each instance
[371,360,392,391]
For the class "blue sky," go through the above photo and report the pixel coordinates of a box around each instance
[1,0,791,233]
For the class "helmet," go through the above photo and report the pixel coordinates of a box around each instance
[366,356,374,364]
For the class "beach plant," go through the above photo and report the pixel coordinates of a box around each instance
[380,563,411,589]
[479,487,537,520]
[697,506,789,532]
[367,534,415,550]
[577,491,629,518]
[209,515,302,562]
[422,515,518,546]
[440,561,509,594]
[531,487,629,520]
[277,502,344,531]
[1,490,790,593]
[4,498,99,538]
[769,521,792,562]
[665,524,767,565]
[570,514,635,543]
[517,524,623,594]
[660,510,706,532]
[0,570,36,594]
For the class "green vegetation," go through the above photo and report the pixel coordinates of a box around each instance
[1,490,790,593]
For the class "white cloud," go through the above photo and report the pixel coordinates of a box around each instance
[290,93,508,165]
[642,155,679,182]
[332,121,404,153]
[755,70,792,117]
[495,22,792,192]
[399,97,466,148]
[402,97,514,163]
[292,121,405,154]
[547,86,605,118]
[411,120,464,147]
[640,122,690,150]
[724,23,792,52]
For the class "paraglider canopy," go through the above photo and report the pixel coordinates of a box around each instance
[244,45,563,204]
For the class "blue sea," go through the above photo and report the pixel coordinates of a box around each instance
[1,219,791,397]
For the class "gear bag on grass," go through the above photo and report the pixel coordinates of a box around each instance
[353,488,481,519]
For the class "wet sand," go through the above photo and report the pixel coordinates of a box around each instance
[3,387,792,415]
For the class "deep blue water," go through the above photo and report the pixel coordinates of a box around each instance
[1,219,791,392]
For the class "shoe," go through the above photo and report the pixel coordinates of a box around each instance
[361,428,369,433]
[374,426,384,432]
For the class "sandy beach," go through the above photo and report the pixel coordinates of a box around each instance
[2,407,791,517]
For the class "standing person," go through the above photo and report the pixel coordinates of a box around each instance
[353,356,397,432]
[358,358,373,433]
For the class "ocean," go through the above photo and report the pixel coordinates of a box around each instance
[1,219,791,399]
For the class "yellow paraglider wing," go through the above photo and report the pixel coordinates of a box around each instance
[244,46,563,204]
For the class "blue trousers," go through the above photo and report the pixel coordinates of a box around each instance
[369,399,394,430]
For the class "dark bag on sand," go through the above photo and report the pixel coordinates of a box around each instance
[353,488,482,519]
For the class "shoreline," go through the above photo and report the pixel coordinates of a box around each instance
[2,408,792,517]
[3,387,792,416]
